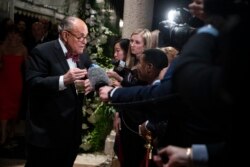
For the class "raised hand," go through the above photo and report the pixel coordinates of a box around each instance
[63,68,87,85]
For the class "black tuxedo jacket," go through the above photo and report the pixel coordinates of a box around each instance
[25,39,92,148]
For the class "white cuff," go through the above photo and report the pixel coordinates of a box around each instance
[59,75,67,90]
[109,87,119,98]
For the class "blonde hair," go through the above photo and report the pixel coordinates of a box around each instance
[151,29,160,48]
[160,46,179,64]
[126,28,152,69]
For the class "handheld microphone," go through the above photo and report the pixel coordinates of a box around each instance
[88,66,110,91]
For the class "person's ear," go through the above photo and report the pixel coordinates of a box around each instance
[61,31,68,42]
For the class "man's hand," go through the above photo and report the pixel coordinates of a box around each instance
[107,71,123,82]
[112,80,122,87]
[153,145,191,167]
[99,86,114,102]
[82,79,94,95]
[63,68,87,85]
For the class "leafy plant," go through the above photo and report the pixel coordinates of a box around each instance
[77,0,118,153]
[81,99,115,152]
[78,0,119,67]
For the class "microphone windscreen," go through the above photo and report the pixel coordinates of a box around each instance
[88,66,110,91]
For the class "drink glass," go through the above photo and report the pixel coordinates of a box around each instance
[74,80,85,94]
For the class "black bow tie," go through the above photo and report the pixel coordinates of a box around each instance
[66,52,79,62]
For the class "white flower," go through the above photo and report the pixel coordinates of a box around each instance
[90,103,98,109]
[80,141,92,151]
[86,108,93,115]
[87,114,97,124]
[90,9,97,15]
[82,123,89,130]
[90,53,97,59]
[97,47,103,54]
[99,35,107,44]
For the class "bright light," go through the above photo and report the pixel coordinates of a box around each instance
[167,9,177,22]
[119,19,124,28]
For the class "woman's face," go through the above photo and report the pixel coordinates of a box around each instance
[130,34,145,57]
[113,43,125,61]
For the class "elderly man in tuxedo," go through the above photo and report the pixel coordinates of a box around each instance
[25,16,93,167]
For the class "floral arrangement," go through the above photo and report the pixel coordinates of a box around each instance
[79,0,117,67]
[77,0,118,152]
[79,95,115,152]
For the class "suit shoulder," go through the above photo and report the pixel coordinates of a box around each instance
[30,40,61,58]
[35,40,58,50]
[182,33,217,54]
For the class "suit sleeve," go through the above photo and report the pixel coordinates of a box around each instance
[111,76,173,104]
[25,45,61,93]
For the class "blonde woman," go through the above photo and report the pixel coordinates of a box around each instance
[120,28,152,87]
[114,28,154,167]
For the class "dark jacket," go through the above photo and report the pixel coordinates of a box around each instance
[25,39,92,148]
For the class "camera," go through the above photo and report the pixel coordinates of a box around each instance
[158,8,197,50]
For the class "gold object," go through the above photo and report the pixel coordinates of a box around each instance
[145,142,153,159]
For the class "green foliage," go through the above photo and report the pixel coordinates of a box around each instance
[78,0,119,68]
[77,0,120,153]
[89,103,114,152]
[80,95,115,153]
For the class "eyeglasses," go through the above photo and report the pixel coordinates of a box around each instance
[65,30,87,42]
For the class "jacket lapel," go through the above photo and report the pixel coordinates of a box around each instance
[53,40,69,73]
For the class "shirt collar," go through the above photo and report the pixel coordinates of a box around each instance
[197,24,219,37]
[152,79,161,85]
[58,38,68,56]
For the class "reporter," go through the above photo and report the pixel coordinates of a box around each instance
[107,38,130,87]
[111,29,153,167]
[153,145,208,167]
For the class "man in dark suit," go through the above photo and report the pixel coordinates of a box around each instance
[25,16,93,167]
